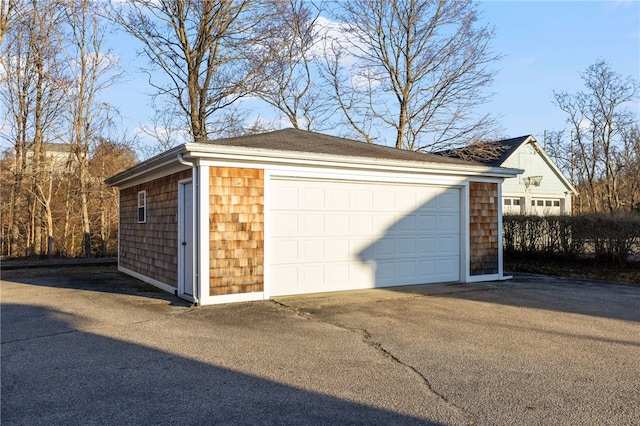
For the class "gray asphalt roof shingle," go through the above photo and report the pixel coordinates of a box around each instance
[203,128,482,166]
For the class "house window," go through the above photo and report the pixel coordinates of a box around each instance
[537,200,544,206]
[545,200,552,207]
[137,190,147,223]
[531,200,535,206]
[554,200,560,207]
[504,199,512,206]
[513,199,521,206]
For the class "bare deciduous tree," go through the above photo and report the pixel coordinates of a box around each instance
[617,125,640,211]
[61,0,120,257]
[0,0,21,46]
[439,139,507,163]
[89,138,137,256]
[1,0,132,258]
[251,0,326,130]
[0,0,65,256]
[322,0,500,151]
[111,0,271,143]
[552,60,639,213]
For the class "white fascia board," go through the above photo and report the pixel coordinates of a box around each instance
[183,143,523,179]
[105,145,188,187]
[112,163,192,190]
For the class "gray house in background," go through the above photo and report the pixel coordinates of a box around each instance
[440,135,578,215]
[488,136,577,215]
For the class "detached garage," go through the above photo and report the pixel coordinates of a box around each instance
[106,129,521,305]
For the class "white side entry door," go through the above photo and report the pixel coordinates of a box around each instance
[179,180,195,300]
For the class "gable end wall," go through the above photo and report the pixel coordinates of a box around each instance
[119,169,192,287]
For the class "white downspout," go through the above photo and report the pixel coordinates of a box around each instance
[177,153,199,305]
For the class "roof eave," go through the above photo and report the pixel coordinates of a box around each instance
[105,142,523,187]
[104,144,187,186]
[183,143,522,179]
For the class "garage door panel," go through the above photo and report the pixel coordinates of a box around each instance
[354,190,374,209]
[418,215,437,232]
[269,179,461,296]
[398,260,417,278]
[302,214,324,234]
[438,214,459,231]
[274,213,298,234]
[419,259,437,277]
[273,186,299,208]
[303,265,324,285]
[374,214,396,232]
[397,191,418,210]
[438,258,458,278]
[273,266,298,288]
[327,239,350,259]
[326,214,350,233]
[373,237,396,257]
[302,239,324,260]
[418,237,437,254]
[352,237,375,258]
[398,237,416,254]
[377,261,396,280]
[438,236,459,254]
[273,240,298,263]
[328,188,350,208]
[374,190,396,209]
[351,214,374,234]
[437,191,459,210]
[303,188,325,208]
[395,214,417,233]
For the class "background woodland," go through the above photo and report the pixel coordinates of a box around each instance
[1,0,638,258]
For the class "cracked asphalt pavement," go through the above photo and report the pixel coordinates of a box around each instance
[2,267,639,425]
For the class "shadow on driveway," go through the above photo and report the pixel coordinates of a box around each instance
[431,273,640,323]
[1,303,440,426]
[1,265,191,307]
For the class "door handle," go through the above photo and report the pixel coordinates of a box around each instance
[182,242,187,246]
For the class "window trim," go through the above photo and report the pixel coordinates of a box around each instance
[137,190,147,223]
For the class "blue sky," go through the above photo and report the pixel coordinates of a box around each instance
[478,0,639,141]
[105,1,640,150]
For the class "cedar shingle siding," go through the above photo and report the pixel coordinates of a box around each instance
[119,170,192,286]
[209,167,264,295]
[469,182,499,275]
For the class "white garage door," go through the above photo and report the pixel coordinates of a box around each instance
[269,178,460,296]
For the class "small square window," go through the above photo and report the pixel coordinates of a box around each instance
[513,199,521,206]
[537,200,544,206]
[531,201,535,206]
[137,190,147,223]
[504,199,512,206]
[545,200,552,207]
[554,200,560,207]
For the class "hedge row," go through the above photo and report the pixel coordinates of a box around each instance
[503,213,640,265]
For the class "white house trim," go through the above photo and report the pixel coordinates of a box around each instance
[186,144,519,179]
[196,165,210,304]
[199,291,266,305]
[118,265,177,295]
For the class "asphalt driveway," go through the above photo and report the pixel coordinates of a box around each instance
[2,266,639,425]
